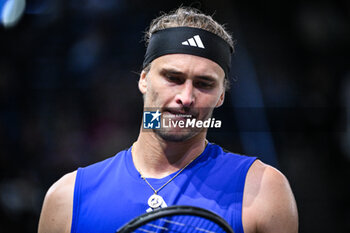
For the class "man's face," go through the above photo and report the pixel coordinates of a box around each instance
[139,54,225,142]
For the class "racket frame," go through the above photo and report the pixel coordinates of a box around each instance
[117,205,234,233]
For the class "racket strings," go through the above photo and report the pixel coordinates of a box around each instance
[134,214,227,233]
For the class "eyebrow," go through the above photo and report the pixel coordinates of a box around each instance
[161,68,183,76]
[160,68,217,82]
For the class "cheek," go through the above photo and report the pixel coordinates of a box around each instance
[197,92,221,107]
[143,84,160,106]
[146,77,171,105]
[150,89,159,103]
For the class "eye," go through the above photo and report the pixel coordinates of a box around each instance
[194,81,214,89]
[166,75,183,84]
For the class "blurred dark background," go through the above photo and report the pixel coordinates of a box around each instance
[0,0,349,232]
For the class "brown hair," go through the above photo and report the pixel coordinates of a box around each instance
[145,7,234,50]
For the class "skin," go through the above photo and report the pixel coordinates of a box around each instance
[38,54,298,233]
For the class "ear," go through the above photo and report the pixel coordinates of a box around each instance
[138,70,148,94]
[215,90,225,108]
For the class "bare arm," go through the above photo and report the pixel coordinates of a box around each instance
[38,171,77,233]
[243,160,298,233]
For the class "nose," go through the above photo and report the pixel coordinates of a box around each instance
[175,80,195,107]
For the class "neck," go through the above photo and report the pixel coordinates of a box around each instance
[132,129,207,178]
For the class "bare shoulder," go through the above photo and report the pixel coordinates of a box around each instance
[243,160,298,233]
[38,171,77,233]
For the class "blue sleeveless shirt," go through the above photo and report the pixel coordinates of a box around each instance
[71,142,256,233]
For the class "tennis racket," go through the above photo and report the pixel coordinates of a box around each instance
[116,205,234,233]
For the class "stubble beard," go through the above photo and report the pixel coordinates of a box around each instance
[153,127,200,142]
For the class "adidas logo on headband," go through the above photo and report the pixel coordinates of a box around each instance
[181,35,205,49]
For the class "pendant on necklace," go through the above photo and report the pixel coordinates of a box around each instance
[147,194,167,212]
[148,194,163,208]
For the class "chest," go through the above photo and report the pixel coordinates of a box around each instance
[77,172,245,233]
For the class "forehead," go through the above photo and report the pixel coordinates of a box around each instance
[150,54,225,79]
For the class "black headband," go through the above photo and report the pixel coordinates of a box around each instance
[143,27,233,77]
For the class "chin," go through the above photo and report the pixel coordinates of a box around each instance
[154,128,198,142]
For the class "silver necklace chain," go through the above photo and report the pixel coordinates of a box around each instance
[132,140,207,210]
[140,156,197,195]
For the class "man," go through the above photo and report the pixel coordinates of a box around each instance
[38,7,298,233]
